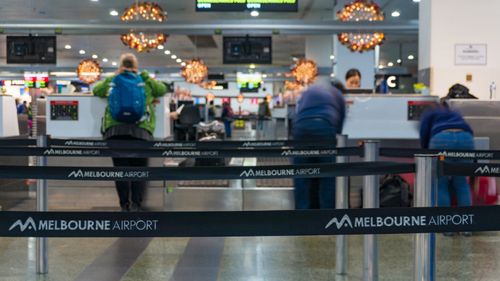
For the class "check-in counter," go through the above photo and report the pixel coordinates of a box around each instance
[343,94,439,140]
[448,99,500,150]
[0,95,20,137]
[46,93,172,139]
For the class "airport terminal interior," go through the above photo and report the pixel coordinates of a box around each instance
[0,0,500,280]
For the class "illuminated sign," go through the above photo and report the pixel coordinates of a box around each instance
[237,72,262,93]
[24,72,49,88]
[196,0,298,12]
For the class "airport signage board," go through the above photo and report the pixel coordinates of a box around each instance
[455,44,487,65]
[196,0,298,12]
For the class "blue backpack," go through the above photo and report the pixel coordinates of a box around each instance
[108,72,146,123]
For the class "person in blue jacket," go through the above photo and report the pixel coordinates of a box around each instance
[293,85,345,209]
[420,102,474,214]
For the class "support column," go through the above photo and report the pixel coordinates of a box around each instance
[419,0,500,99]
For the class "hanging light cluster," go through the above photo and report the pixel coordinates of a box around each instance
[76,59,102,84]
[337,0,385,52]
[120,32,167,53]
[181,59,209,84]
[121,2,167,22]
[291,59,318,85]
[120,2,168,52]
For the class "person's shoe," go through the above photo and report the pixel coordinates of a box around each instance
[443,232,455,237]
[130,203,143,212]
[461,232,472,237]
[120,205,130,212]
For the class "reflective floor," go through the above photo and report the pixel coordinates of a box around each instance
[1,228,500,281]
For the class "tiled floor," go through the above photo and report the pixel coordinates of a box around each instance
[1,232,500,281]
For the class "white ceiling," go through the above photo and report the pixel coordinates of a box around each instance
[0,0,419,71]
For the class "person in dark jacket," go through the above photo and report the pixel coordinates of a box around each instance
[221,102,234,138]
[293,85,345,209]
[420,104,474,214]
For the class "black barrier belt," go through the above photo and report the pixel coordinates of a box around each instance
[0,138,36,147]
[0,206,497,237]
[0,146,363,158]
[442,162,500,177]
[381,148,500,160]
[0,162,414,181]
[49,139,338,149]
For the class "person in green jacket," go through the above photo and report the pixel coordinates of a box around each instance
[93,53,168,212]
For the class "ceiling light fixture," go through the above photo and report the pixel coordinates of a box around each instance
[120,2,168,52]
[164,50,171,55]
[102,58,108,62]
[181,59,208,84]
[291,59,318,85]
[157,45,164,50]
[176,58,182,63]
[413,0,420,2]
[64,44,72,50]
[181,62,186,67]
[171,55,177,59]
[249,64,256,69]
[79,50,86,55]
[76,59,102,84]
[388,62,394,67]
[337,0,385,53]
[330,55,335,60]
[92,54,98,59]
[112,62,117,66]
[110,10,119,16]
[391,11,401,17]
[408,55,415,60]
[250,10,259,17]
[397,59,402,64]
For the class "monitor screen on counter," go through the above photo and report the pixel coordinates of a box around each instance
[196,0,298,12]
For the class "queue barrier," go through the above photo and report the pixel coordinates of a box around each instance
[380,147,500,160]
[0,138,340,149]
[0,146,364,158]
[0,161,415,181]
[1,206,498,238]
[2,135,500,281]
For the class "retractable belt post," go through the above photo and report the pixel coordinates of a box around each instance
[36,135,48,274]
[336,134,349,276]
[414,155,438,281]
[363,140,380,281]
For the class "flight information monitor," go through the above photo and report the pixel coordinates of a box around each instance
[196,0,298,12]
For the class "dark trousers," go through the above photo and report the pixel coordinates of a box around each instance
[293,118,337,209]
[112,157,148,207]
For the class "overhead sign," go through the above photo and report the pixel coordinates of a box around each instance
[455,44,487,65]
[196,0,298,12]
[386,75,400,89]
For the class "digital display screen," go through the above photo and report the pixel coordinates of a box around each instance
[223,36,272,64]
[50,100,79,121]
[24,72,49,88]
[237,72,262,93]
[196,0,298,12]
[408,101,437,121]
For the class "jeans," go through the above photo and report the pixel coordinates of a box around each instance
[224,120,232,138]
[429,131,474,207]
[293,118,337,209]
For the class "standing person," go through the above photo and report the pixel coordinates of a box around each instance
[257,99,271,131]
[93,53,167,212]
[420,102,474,236]
[293,85,345,209]
[17,100,27,114]
[221,102,234,138]
[345,68,362,89]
